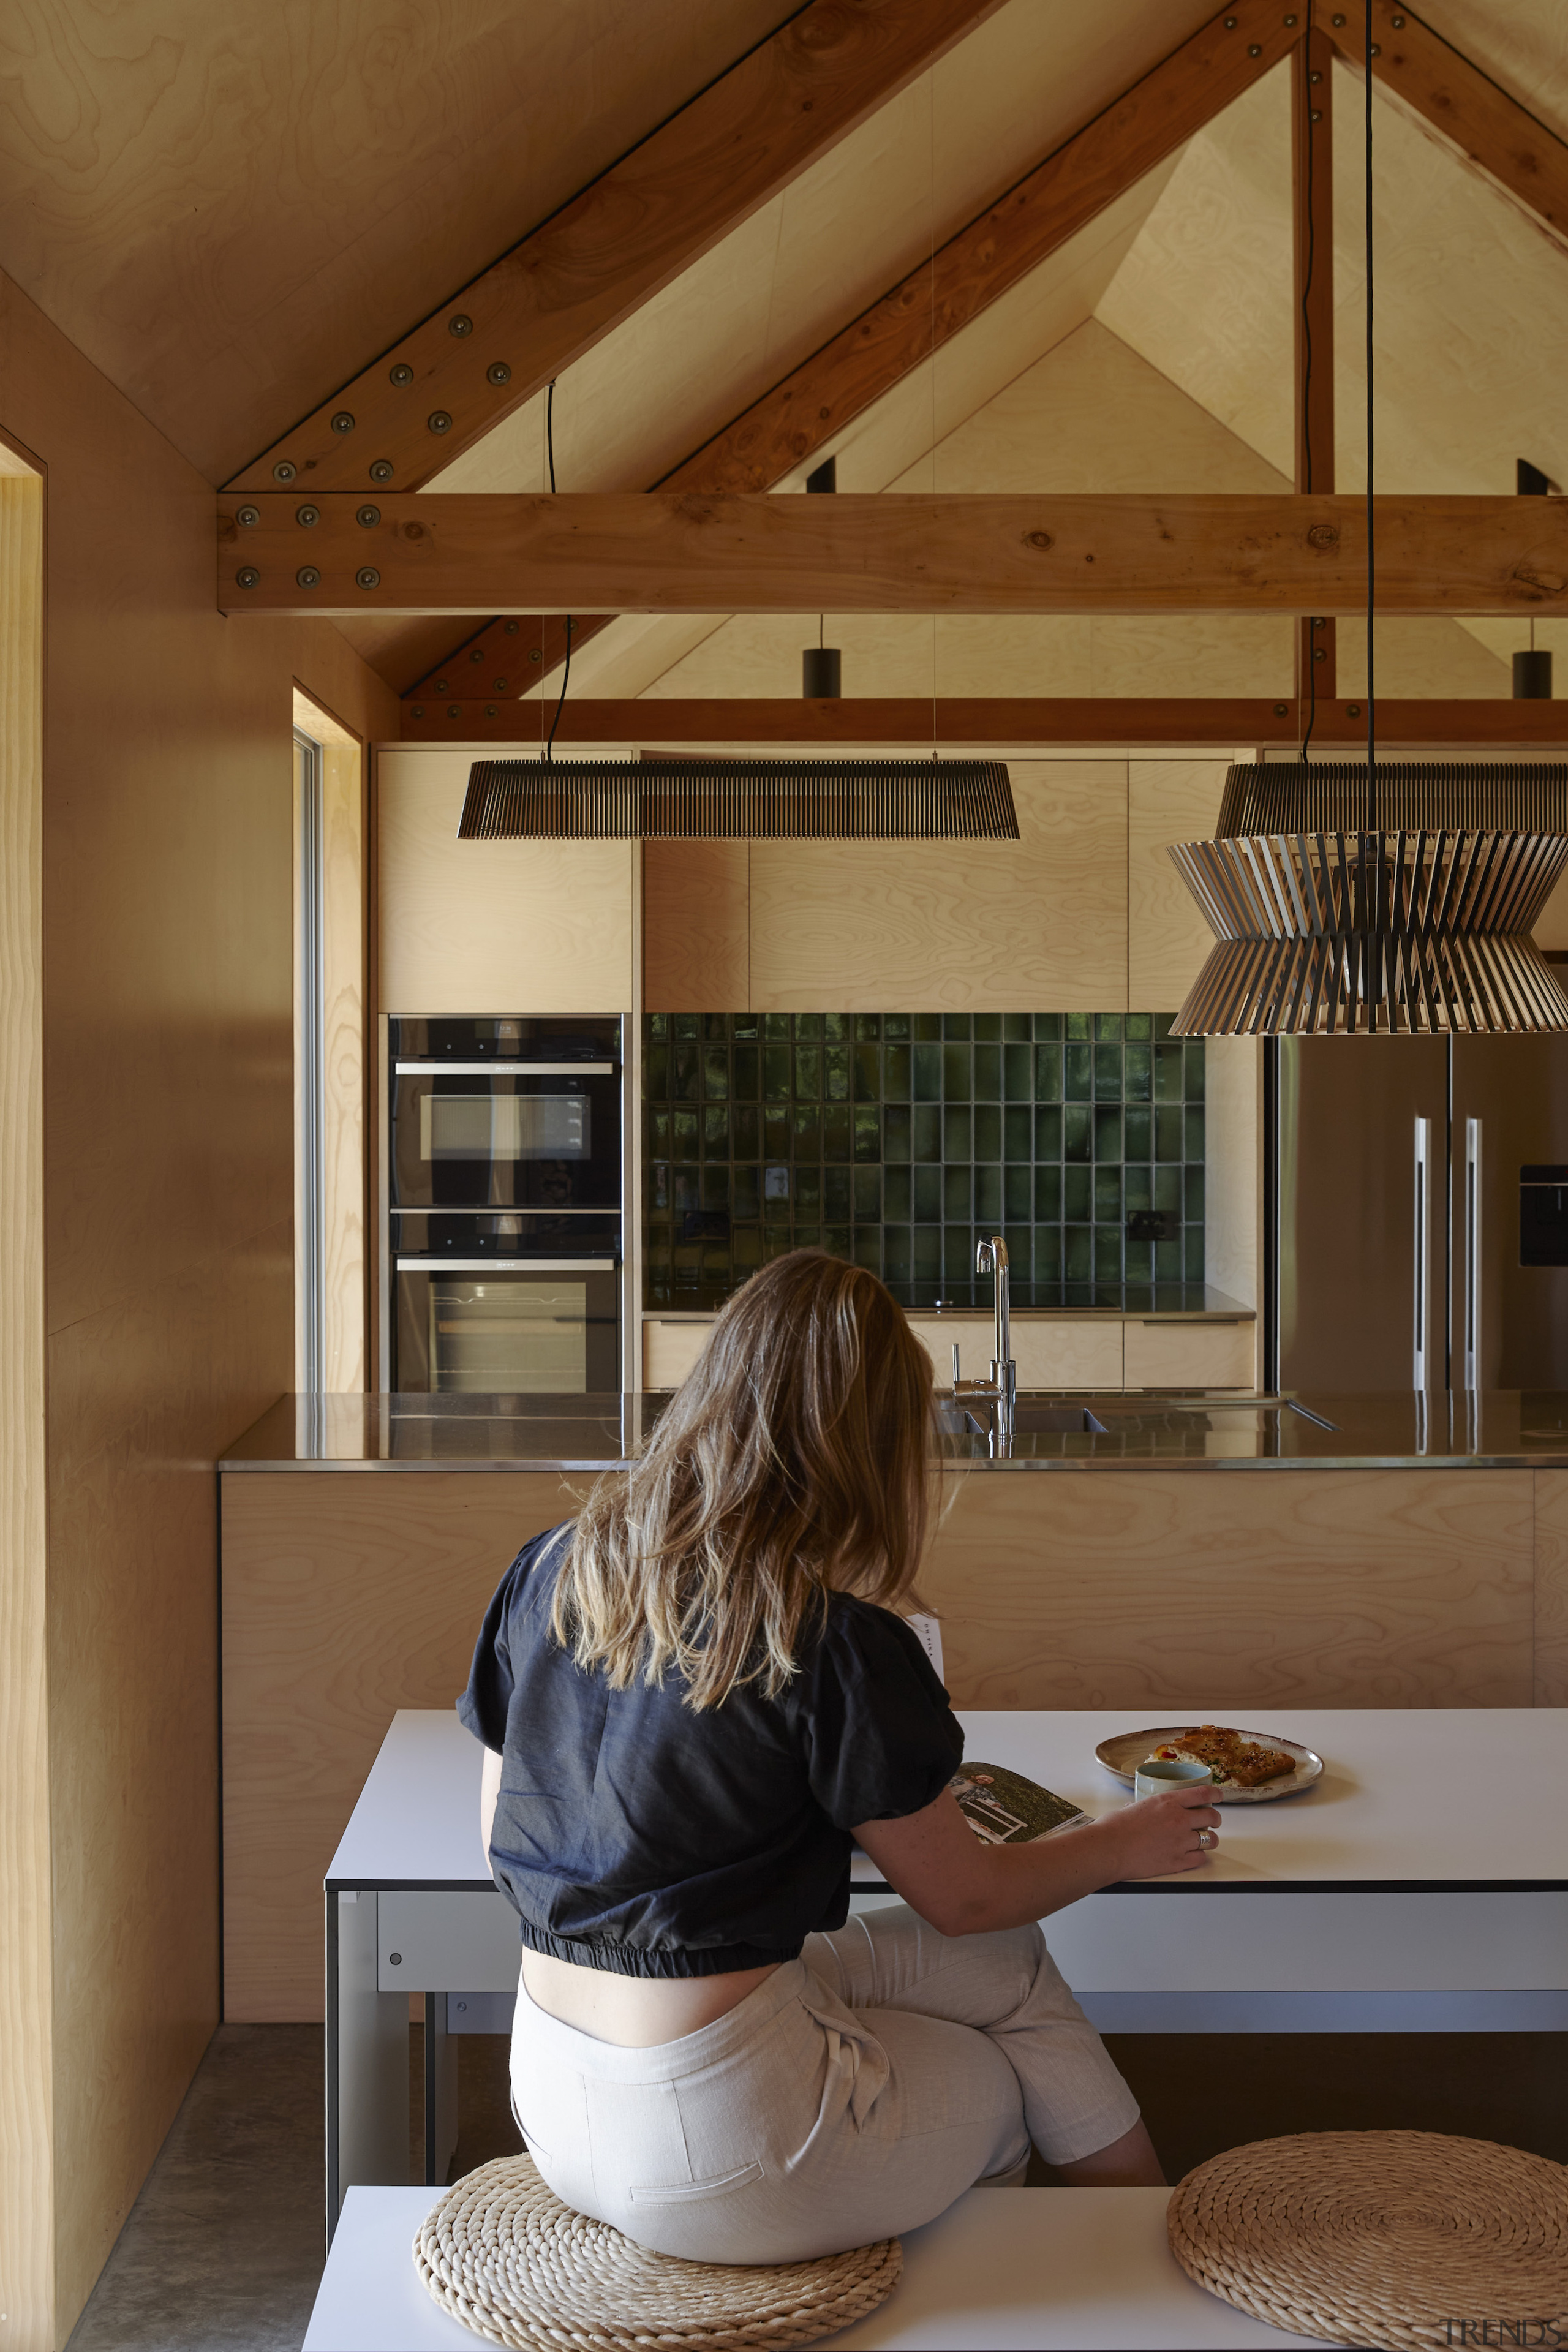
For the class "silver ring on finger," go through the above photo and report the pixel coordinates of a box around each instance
[1196,1828,1218,1851]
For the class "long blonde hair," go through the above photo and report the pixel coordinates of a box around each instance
[551,1251,934,1709]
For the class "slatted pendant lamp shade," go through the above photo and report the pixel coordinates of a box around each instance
[1169,763,1568,1037]
[458,758,1019,842]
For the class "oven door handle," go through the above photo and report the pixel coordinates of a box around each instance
[393,1061,615,1076]
[396,1257,618,1272]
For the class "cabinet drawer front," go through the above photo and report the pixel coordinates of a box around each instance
[643,1321,710,1389]
[909,1317,1123,1392]
[1125,1319,1255,1390]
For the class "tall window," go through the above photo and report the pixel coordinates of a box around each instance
[294,724,326,1390]
[292,692,369,1392]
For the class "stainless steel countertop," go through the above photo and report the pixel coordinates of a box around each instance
[219,1390,1568,1471]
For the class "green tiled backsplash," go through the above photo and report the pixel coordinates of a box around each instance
[643,1013,1204,1308]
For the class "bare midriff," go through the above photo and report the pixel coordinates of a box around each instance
[519,1949,782,2047]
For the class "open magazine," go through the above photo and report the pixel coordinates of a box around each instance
[949,1762,1089,1844]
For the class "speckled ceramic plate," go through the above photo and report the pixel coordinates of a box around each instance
[1095,1725,1324,1803]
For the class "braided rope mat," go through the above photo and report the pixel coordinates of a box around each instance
[1167,2130,1568,2351]
[413,2155,902,2352]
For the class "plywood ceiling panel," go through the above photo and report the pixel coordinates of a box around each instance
[1422,1,1568,146]
[1098,57,1568,496]
[0,0,790,481]
[428,0,1216,502]
[0,0,1212,488]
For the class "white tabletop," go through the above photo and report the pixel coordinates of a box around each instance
[326,1708,1568,1893]
[328,1710,494,1889]
[304,2184,1341,2350]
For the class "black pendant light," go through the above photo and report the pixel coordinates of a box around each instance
[459,758,1019,842]
[1166,26,1568,1038]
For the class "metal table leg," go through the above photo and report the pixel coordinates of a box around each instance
[424,1994,461,2185]
[325,1890,410,2241]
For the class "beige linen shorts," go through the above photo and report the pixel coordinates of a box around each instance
[507,1900,1139,2263]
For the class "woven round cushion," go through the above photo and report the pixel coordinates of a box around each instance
[413,2154,903,2352]
[1167,2130,1568,2351]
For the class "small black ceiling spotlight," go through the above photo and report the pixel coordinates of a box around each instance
[803,454,842,698]
[1515,459,1555,699]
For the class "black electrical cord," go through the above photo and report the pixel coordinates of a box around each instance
[1299,24,1317,764]
[1365,9,1376,826]
[545,379,572,763]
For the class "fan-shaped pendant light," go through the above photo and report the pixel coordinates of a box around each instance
[1169,763,1568,1036]
[1166,20,1568,1038]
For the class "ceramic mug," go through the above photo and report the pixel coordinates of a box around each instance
[1133,1756,1214,1801]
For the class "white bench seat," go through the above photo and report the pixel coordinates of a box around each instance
[303,2182,1344,2350]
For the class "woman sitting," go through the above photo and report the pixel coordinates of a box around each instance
[459,1250,1219,2264]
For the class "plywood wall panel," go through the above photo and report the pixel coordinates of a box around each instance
[748,761,1128,1012]
[377,748,634,1014]
[0,258,399,2345]
[924,1467,1536,1712]
[0,463,50,2352]
[221,1471,596,2022]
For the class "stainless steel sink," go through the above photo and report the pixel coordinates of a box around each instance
[1012,1402,1111,1434]
[933,1399,1110,1436]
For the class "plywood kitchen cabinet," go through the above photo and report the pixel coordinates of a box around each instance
[644,840,750,1011]
[748,761,1128,1011]
[378,747,636,1014]
[643,756,1232,1016]
[646,1311,1254,1395]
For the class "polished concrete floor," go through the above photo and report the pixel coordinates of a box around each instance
[65,2023,1567,2348]
[64,2024,522,2352]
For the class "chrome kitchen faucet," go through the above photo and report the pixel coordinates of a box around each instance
[950,1234,1017,1450]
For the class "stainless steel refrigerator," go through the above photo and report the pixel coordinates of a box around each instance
[1275,1035,1568,1391]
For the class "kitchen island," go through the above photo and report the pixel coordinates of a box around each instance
[219,1390,1568,2019]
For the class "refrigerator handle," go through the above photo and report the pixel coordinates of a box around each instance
[1413,1117,1432,1392]
[1463,1115,1482,1392]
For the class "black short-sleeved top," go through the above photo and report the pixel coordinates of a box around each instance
[458,1522,962,1978]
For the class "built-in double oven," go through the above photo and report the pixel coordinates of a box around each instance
[386,1016,624,1393]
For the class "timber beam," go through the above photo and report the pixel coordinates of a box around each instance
[219,492,1568,617]
[396,696,1568,748]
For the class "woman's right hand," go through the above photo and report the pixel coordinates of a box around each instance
[1104,1784,1222,1878]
